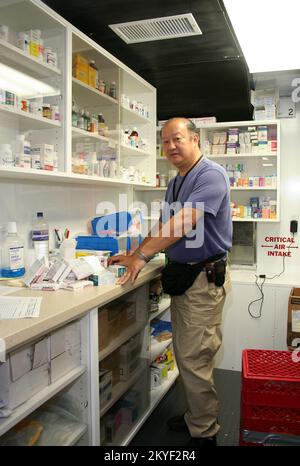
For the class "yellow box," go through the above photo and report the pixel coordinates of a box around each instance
[88,66,97,88]
[72,53,89,69]
[30,41,40,57]
[72,67,89,84]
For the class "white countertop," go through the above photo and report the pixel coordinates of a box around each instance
[0,257,165,353]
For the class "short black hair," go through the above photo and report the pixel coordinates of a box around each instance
[161,117,200,146]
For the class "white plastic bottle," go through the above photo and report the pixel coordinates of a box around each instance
[1,222,25,278]
[32,212,49,261]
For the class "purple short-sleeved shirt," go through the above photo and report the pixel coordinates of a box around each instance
[161,158,232,263]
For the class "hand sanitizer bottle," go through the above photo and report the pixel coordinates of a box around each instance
[1,222,25,278]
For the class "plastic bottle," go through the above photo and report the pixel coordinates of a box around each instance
[109,81,117,99]
[130,127,139,148]
[98,113,107,136]
[0,143,14,167]
[89,60,98,88]
[1,222,25,278]
[32,212,49,261]
[14,135,31,168]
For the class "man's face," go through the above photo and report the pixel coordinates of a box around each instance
[161,120,199,169]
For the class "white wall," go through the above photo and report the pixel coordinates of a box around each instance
[0,179,128,267]
[256,102,300,279]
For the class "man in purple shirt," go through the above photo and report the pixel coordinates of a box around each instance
[109,117,232,446]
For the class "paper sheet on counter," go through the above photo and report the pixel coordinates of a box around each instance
[0,297,42,319]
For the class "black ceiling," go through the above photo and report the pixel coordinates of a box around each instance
[44,0,253,122]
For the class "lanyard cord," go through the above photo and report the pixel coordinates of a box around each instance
[172,155,203,202]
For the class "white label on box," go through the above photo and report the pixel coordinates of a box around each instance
[292,310,300,332]
[10,345,33,382]
[32,337,49,369]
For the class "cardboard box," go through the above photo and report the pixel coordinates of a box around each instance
[29,363,49,396]
[72,53,89,70]
[287,287,300,349]
[100,349,120,386]
[72,66,89,84]
[50,327,66,359]
[0,361,31,410]
[99,368,112,407]
[98,308,109,351]
[88,66,97,88]
[50,345,80,383]
[9,344,33,382]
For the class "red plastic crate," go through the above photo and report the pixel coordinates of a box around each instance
[241,404,300,436]
[241,349,300,408]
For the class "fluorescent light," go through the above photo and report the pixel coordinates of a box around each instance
[262,163,273,167]
[224,0,300,73]
[0,63,58,98]
[262,157,269,160]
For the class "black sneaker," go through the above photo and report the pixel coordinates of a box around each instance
[187,435,217,447]
[167,414,189,433]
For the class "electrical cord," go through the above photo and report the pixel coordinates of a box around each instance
[248,275,266,319]
[248,233,295,319]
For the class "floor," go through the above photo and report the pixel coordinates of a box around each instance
[130,368,241,447]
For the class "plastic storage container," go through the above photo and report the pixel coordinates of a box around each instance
[1,222,25,278]
[32,212,49,261]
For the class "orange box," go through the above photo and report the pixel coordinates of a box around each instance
[98,308,109,351]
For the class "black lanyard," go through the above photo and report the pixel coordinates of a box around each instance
[172,156,203,202]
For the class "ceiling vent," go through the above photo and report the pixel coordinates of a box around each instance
[109,13,202,44]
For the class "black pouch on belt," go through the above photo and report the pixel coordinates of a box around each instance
[161,261,204,296]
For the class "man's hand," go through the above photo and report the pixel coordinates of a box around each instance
[108,254,146,285]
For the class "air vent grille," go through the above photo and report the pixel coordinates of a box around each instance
[109,13,202,44]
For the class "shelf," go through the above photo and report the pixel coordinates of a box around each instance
[149,297,171,322]
[120,144,152,157]
[0,38,61,78]
[150,337,173,362]
[230,187,276,191]
[99,322,145,361]
[72,78,118,106]
[121,106,150,124]
[0,104,61,131]
[63,424,88,446]
[100,364,144,417]
[0,166,154,188]
[134,186,167,191]
[208,153,277,159]
[232,217,279,222]
[72,127,116,144]
[197,119,279,129]
[120,367,179,446]
[0,365,86,437]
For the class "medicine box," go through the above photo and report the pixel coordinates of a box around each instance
[0,337,49,410]
[31,144,54,155]
[99,368,112,407]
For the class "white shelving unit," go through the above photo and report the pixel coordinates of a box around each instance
[198,120,280,223]
[0,0,156,187]
[0,365,86,437]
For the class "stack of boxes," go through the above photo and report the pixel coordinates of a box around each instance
[72,54,90,86]
[0,321,81,411]
[240,349,300,446]
[208,125,277,156]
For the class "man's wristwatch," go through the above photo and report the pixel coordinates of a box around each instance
[135,249,153,263]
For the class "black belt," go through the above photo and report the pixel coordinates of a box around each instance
[168,252,227,267]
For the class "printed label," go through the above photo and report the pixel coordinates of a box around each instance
[32,229,49,241]
[9,246,24,269]
[292,310,300,332]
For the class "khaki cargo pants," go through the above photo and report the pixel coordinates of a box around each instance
[171,269,231,438]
